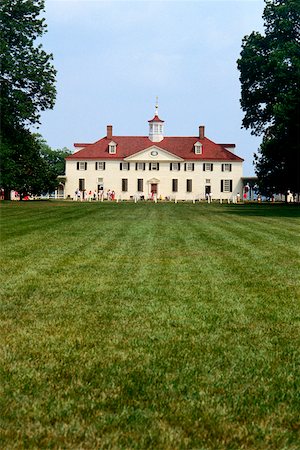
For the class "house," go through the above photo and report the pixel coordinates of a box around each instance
[63,104,244,201]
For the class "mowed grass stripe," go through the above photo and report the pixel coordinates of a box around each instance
[0,201,300,449]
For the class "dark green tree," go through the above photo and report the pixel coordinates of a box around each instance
[0,129,58,197]
[0,0,57,197]
[237,0,300,195]
[35,134,71,176]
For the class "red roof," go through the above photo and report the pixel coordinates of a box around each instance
[66,135,243,162]
[148,115,164,123]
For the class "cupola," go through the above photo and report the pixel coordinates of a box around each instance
[148,98,164,142]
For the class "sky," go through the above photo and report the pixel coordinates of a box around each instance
[38,0,266,176]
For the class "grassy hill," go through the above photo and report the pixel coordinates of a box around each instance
[1,201,299,449]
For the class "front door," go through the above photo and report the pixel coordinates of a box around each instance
[205,185,211,196]
[151,183,157,194]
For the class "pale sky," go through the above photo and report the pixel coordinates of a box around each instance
[38,0,266,176]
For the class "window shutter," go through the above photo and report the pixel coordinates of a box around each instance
[192,163,195,171]
[128,163,130,171]
[95,162,98,170]
[77,162,79,170]
[120,163,122,170]
[229,164,232,172]
[84,162,87,170]
[230,180,232,192]
[135,163,138,170]
[211,164,213,171]
[170,163,172,171]
[143,163,146,170]
[103,162,106,170]
[149,163,151,171]
[178,163,180,171]
[157,163,159,170]
[222,164,224,172]
[221,180,224,192]
[203,163,206,171]
[184,163,186,171]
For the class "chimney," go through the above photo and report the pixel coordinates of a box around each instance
[107,125,113,140]
[199,125,205,140]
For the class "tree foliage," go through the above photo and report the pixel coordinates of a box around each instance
[36,134,71,176]
[0,129,58,196]
[0,0,56,129]
[0,0,57,196]
[237,0,300,194]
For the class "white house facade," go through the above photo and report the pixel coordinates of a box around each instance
[63,105,244,201]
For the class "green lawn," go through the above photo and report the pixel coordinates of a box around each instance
[1,201,300,449]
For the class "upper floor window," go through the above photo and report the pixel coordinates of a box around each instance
[108,141,117,154]
[184,163,194,171]
[149,162,159,171]
[222,163,232,172]
[77,162,87,170]
[170,163,180,171]
[203,163,213,171]
[120,162,130,171]
[95,162,106,170]
[135,162,146,171]
[194,142,202,154]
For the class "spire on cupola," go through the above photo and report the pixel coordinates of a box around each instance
[148,97,164,142]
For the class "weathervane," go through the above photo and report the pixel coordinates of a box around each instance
[155,96,159,116]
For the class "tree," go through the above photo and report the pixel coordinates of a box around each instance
[0,0,57,197]
[0,129,58,197]
[237,0,300,195]
[0,0,56,130]
[35,134,71,176]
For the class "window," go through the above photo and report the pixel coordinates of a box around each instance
[205,179,211,184]
[149,162,159,171]
[222,163,232,172]
[120,162,130,171]
[203,163,213,171]
[137,179,143,192]
[108,142,116,154]
[194,142,202,154]
[184,163,194,171]
[135,163,146,171]
[122,179,128,192]
[170,163,180,171]
[95,162,105,170]
[77,162,87,170]
[221,179,233,192]
[79,178,85,191]
[172,179,178,192]
[187,179,192,192]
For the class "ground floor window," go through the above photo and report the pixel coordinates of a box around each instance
[221,179,233,192]
[122,179,128,192]
[186,179,192,192]
[137,179,143,192]
[79,178,85,191]
[172,179,178,192]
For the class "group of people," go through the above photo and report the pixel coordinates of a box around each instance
[74,189,116,201]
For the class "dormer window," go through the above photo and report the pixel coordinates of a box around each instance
[194,142,202,155]
[108,141,117,154]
